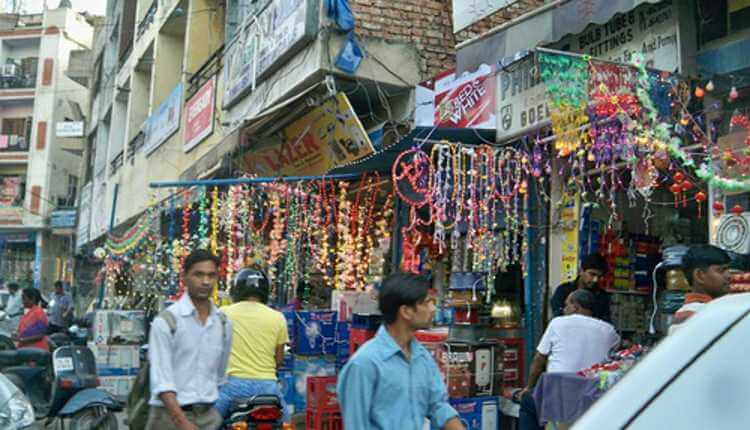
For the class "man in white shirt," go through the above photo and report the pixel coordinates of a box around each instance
[5,283,23,318]
[147,250,233,430]
[518,289,620,430]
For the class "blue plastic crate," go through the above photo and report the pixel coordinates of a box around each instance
[294,311,338,356]
[282,310,296,347]
[336,321,351,361]
[449,396,500,430]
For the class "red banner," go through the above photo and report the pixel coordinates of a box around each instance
[184,76,216,152]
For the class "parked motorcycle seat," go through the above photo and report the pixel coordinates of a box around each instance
[0,348,50,367]
[232,394,281,410]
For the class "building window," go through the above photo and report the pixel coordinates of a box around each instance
[698,0,750,47]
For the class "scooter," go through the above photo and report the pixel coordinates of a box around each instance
[0,344,122,429]
[223,395,284,430]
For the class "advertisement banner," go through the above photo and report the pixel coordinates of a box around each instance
[184,76,216,153]
[496,2,679,142]
[560,194,580,283]
[416,64,496,130]
[76,182,92,249]
[56,121,85,137]
[50,210,77,229]
[0,176,21,207]
[143,83,183,156]
[239,92,374,177]
[223,0,318,108]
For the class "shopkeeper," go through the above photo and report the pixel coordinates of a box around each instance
[550,254,611,322]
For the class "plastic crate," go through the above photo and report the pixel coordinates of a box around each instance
[348,327,376,356]
[306,408,343,430]
[307,376,339,411]
[450,396,500,430]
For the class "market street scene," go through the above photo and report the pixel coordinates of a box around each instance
[0,0,749,428]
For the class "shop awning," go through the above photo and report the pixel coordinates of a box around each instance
[456,0,662,74]
[329,127,496,175]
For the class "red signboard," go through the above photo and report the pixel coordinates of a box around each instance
[184,76,216,153]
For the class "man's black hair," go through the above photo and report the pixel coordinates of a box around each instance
[379,272,431,325]
[682,245,731,286]
[182,249,220,273]
[568,289,595,312]
[581,253,607,273]
[54,280,63,290]
[22,287,41,305]
[7,282,18,292]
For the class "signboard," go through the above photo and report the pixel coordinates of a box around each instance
[76,182,92,249]
[496,1,679,142]
[559,194,580,283]
[222,0,318,108]
[0,233,34,243]
[90,180,108,240]
[56,121,85,137]
[552,1,679,72]
[0,176,22,207]
[50,209,77,229]
[143,83,183,156]
[452,0,519,33]
[416,64,496,129]
[238,92,374,176]
[184,76,216,153]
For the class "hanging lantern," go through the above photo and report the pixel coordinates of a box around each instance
[732,204,745,216]
[713,200,725,216]
[730,87,739,101]
[681,180,693,208]
[706,81,715,92]
[695,86,705,98]
[695,191,707,218]
[673,171,685,183]
[669,183,682,208]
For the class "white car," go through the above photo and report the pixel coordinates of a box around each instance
[575,293,750,429]
[0,372,34,429]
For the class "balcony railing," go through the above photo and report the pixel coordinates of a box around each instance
[126,131,144,163]
[187,45,224,99]
[0,135,28,152]
[136,2,158,42]
[110,150,124,175]
[0,64,36,89]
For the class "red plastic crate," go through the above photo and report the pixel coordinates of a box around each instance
[306,408,343,430]
[348,328,376,356]
[307,376,339,411]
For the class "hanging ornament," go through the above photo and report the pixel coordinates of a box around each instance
[694,86,705,98]
[680,180,693,207]
[713,200,725,216]
[706,81,715,92]
[732,204,745,216]
[730,86,739,101]
[673,171,685,183]
[695,190,707,218]
[669,182,682,208]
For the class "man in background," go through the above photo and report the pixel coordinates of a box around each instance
[551,254,611,321]
[48,281,73,333]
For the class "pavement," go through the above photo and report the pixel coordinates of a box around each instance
[32,412,128,429]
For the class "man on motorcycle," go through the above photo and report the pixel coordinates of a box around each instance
[214,268,289,420]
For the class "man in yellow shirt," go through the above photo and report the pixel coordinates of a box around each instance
[213,268,290,419]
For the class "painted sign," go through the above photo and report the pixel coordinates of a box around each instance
[416,64,496,130]
[223,0,318,108]
[496,2,679,142]
[560,194,580,283]
[56,121,85,137]
[552,1,679,72]
[143,83,183,156]
[184,76,216,153]
[76,182,92,249]
[50,209,77,229]
[239,92,374,176]
[452,0,519,33]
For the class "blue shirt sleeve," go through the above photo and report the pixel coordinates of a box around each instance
[337,360,376,429]
[426,357,458,429]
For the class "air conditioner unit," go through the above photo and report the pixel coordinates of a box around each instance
[716,213,750,254]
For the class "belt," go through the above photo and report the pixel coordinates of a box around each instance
[181,403,213,412]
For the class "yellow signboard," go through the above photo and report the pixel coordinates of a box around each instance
[559,193,580,283]
[240,92,375,177]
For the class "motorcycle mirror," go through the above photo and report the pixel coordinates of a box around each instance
[69,325,80,334]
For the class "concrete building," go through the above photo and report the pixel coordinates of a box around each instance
[0,5,93,291]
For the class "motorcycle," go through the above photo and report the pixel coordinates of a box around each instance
[0,344,122,429]
[223,394,284,430]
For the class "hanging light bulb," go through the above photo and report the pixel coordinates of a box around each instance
[706,80,715,92]
[730,86,739,101]
[695,86,705,98]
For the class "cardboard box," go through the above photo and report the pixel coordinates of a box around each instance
[88,342,140,376]
[92,310,146,345]
[450,396,500,430]
[331,291,379,322]
[99,375,136,399]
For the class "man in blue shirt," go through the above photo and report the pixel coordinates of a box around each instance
[337,273,464,430]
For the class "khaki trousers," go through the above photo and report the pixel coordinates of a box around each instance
[145,405,223,430]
